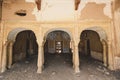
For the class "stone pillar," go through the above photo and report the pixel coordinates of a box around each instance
[37,45,43,73]
[0,36,2,71]
[108,40,114,70]
[74,10,80,73]
[1,41,8,72]
[42,41,45,65]
[8,42,13,69]
[74,45,80,73]
[71,41,74,63]
[102,40,107,67]
[73,40,80,73]
[0,21,4,71]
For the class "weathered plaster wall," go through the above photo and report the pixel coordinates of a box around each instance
[33,0,75,21]
[114,0,120,57]
[78,0,112,19]
[2,0,112,21]
[80,2,109,20]
[2,0,36,21]
[114,0,120,69]
[0,1,2,20]
[0,0,2,71]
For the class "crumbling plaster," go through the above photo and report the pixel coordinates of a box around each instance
[78,0,113,18]
[2,0,113,21]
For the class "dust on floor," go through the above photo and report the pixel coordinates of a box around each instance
[0,53,120,80]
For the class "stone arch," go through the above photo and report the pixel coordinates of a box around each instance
[43,28,73,63]
[81,26,107,41]
[1,28,38,73]
[79,26,108,67]
[38,28,80,73]
[45,30,71,53]
[43,28,72,57]
[43,28,73,41]
[7,28,33,42]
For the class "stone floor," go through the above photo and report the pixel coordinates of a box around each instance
[0,53,120,80]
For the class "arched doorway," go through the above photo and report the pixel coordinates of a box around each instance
[79,30,103,61]
[44,30,72,69]
[1,28,38,72]
[12,30,38,63]
[79,27,108,69]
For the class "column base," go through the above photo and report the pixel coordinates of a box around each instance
[37,67,43,74]
[75,66,80,73]
[1,67,6,73]
[108,65,114,70]
[104,63,107,67]
[7,65,11,69]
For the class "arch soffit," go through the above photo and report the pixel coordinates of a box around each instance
[44,28,73,40]
[7,28,36,42]
[80,27,107,41]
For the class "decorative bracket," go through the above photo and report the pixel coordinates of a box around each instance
[35,0,41,10]
[75,0,81,10]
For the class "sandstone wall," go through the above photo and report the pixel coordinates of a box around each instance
[113,0,120,69]
[0,0,2,71]
[2,0,36,21]
[80,2,110,20]
[1,0,112,21]
[114,0,120,57]
[0,1,2,20]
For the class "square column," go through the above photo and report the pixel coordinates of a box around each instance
[108,40,114,70]
[37,45,44,73]
[72,39,80,73]
[102,40,107,67]
[1,41,8,73]
[73,45,80,73]
[7,42,13,69]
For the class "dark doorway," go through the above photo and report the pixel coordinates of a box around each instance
[86,39,91,56]
[45,30,71,54]
[12,30,38,64]
[44,30,72,69]
[79,30,103,64]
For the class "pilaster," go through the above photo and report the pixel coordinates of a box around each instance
[8,42,13,69]
[102,40,107,67]
[108,40,114,70]
[1,41,8,73]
